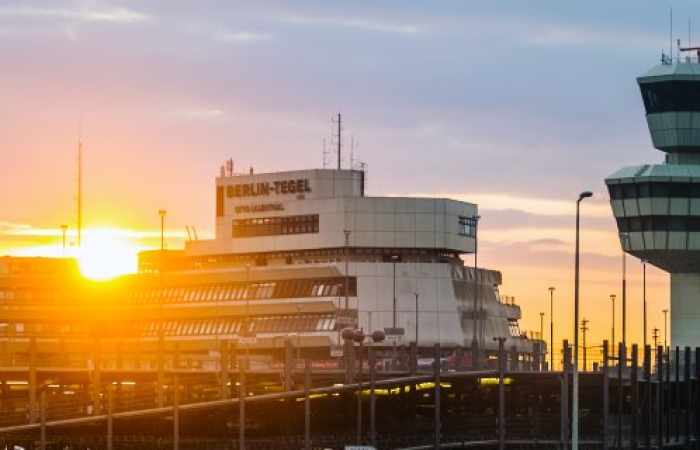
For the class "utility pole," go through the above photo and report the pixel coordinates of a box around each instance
[643,260,647,350]
[652,327,660,349]
[581,319,589,372]
[549,287,555,370]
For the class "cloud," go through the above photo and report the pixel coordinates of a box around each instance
[214,30,272,43]
[0,5,149,24]
[274,13,420,35]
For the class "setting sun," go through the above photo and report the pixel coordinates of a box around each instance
[76,229,139,280]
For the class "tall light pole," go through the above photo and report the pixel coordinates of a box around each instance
[471,215,481,369]
[620,232,629,348]
[572,190,592,450]
[610,294,616,357]
[642,259,647,350]
[662,309,668,349]
[549,287,555,371]
[652,327,659,349]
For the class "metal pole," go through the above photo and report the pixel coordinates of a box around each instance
[540,312,545,343]
[562,340,570,449]
[344,229,350,310]
[663,309,668,349]
[631,344,639,450]
[107,387,114,450]
[497,337,506,450]
[239,357,246,450]
[369,347,377,448]
[644,345,651,450]
[581,319,588,372]
[621,233,628,348]
[617,343,625,450]
[675,346,680,443]
[393,261,397,328]
[602,340,609,450]
[433,343,441,450]
[573,191,592,450]
[472,216,480,369]
[39,390,46,450]
[610,294,616,358]
[60,224,68,256]
[657,346,663,448]
[304,359,311,450]
[684,347,691,447]
[357,340,363,444]
[173,375,179,450]
[643,261,647,350]
[549,287,555,371]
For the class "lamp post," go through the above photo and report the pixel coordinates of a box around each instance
[471,214,481,369]
[662,309,668,349]
[620,232,629,348]
[610,294,616,357]
[643,259,647,350]
[652,327,660,349]
[572,190,593,450]
[549,287,555,371]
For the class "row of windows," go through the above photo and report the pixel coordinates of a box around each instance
[0,315,338,338]
[232,214,319,238]
[458,216,477,237]
[640,81,700,114]
[616,215,700,232]
[608,182,700,200]
[140,315,336,337]
[128,277,356,304]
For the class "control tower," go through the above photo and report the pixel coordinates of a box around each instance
[606,49,700,349]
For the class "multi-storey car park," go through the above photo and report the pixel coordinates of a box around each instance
[0,165,543,425]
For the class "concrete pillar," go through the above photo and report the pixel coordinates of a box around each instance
[671,273,700,348]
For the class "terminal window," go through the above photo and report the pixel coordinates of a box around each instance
[233,214,319,238]
[458,216,477,237]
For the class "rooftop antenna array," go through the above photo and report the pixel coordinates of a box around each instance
[331,113,343,170]
[322,138,330,168]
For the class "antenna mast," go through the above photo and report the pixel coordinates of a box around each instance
[335,113,342,170]
[77,138,82,248]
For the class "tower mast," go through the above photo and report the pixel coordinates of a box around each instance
[77,138,82,248]
[336,113,342,170]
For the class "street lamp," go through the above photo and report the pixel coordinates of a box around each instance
[662,309,668,349]
[548,287,555,371]
[620,232,630,348]
[572,190,592,450]
[581,318,589,372]
[610,294,616,357]
[642,259,647,350]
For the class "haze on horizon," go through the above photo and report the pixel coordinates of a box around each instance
[1,0,687,351]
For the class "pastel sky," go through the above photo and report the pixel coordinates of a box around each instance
[1,0,689,354]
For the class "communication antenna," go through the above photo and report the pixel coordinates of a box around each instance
[76,134,83,248]
[670,7,674,63]
[331,113,342,170]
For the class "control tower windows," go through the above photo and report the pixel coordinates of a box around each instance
[640,80,700,114]
[608,182,699,199]
[232,214,319,238]
[458,216,477,237]
[616,215,700,232]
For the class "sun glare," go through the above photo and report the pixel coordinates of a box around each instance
[76,229,139,280]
